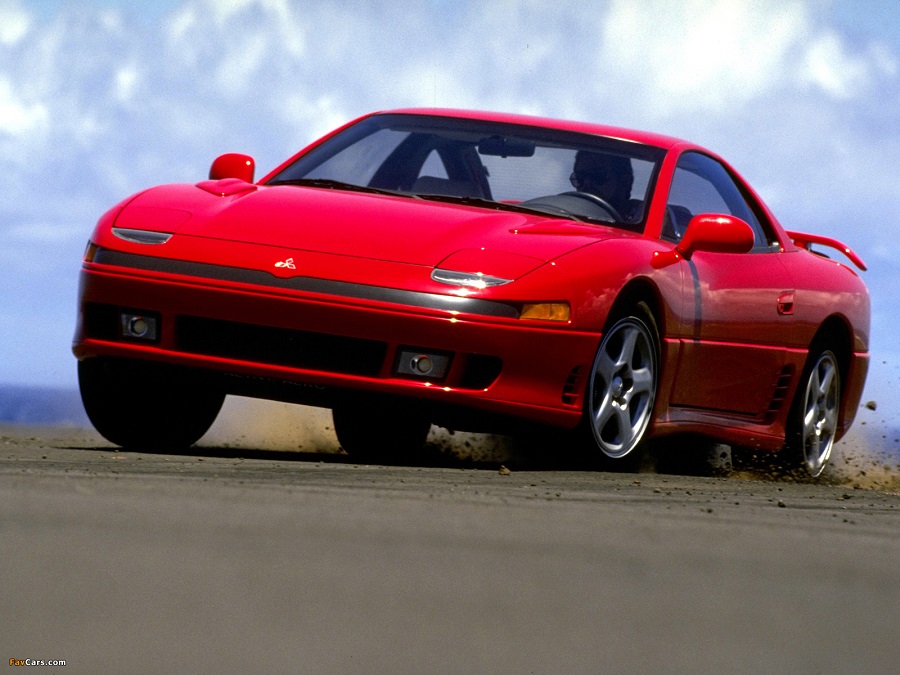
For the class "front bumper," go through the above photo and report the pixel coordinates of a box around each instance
[73,256,601,430]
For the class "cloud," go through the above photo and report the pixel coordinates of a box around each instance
[0,0,30,46]
[592,0,898,123]
[114,65,139,103]
[802,30,878,98]
[600,0,807,112]
[0,75,49,134]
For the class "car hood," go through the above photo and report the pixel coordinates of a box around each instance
[115,180,629,273]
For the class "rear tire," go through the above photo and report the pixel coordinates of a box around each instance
[784,346,841,478]
[332,396,431,465]
[654,435,731,477]
[79,358,224,451]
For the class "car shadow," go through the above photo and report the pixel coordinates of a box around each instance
[57,433,787,478]
[60,440,516,471]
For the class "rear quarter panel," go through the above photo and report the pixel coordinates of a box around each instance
[781,247,870,438]
[782,249,870,352]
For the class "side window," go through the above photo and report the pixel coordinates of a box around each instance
[663,152,771,249]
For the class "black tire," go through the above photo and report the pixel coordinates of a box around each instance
[653,435,732,477]
[332,396,431,465]
[582,303,659,470]
[783,345,842,478]
[79,358,224,451]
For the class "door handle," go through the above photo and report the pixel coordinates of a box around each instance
[777,291,795,315]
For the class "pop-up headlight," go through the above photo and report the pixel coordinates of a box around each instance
[112,228,173,245]
[430,269,512,289]
[432,248,543,290]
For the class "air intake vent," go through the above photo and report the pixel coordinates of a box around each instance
[562,366,582,406]
[458,354,503,390]
[176,316,387,377]
[764,366,795,423]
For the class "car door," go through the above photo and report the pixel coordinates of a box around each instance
[664,152,795,417]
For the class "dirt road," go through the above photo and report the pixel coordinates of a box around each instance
[2,422,898,673]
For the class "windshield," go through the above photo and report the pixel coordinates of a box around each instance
[268,114,666,230]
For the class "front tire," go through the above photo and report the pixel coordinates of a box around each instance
[583,305,659,468]
[332,396,431,465]
[79,358,224,451]
[785,347,841,478]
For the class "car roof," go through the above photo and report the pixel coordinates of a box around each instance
[380,107,691,151]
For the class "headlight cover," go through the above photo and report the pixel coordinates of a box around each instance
[430,269,512,289]
[112,228,173,245]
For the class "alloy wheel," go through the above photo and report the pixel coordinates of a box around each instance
[588,316,657,459]
[799,351,840,477]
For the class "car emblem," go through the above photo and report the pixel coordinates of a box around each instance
[274,257,296,270]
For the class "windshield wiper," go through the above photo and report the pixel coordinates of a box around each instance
[266,178,415,198]
[416,193,586,222]
[268,180,595,224]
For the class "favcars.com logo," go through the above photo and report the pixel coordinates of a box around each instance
[9,658,67,666]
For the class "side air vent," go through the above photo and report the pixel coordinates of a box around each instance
[562,366,582,406]
[764,366,795,423]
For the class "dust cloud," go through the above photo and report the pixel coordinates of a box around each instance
[199,396,517,461]
[201,396,898,490]
[201,397,340,453]
[829,407,900,491]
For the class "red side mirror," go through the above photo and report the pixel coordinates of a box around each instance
[653,213,755,268]
[209,153,255,182]
[678,214,755,259]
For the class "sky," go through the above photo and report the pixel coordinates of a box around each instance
[1,0,898,443]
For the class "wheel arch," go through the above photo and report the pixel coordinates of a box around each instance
[582,284,662,465]
[805,313,861,438]
[605,277,666,336]
[807,314,853,387]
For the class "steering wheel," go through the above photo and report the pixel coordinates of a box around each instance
[560,191,623,221]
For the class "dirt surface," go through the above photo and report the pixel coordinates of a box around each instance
[2,422,899,673]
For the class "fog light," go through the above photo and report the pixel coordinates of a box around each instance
[120,312,159,341]
[396,348,450,379]
[131,318,149,336]
[411,355,433,374]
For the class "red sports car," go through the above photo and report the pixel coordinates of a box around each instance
[73,109,869,477]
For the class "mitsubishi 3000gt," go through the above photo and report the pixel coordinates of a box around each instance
[73,109,869,477]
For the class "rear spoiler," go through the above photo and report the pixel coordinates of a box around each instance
[786,230,867,272]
